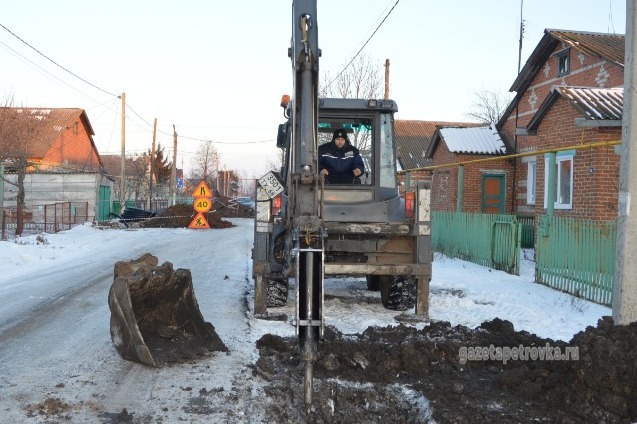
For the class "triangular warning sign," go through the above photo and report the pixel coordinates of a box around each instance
[192,181,212,198]
[188,212,210,229]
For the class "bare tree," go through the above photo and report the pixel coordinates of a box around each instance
[320,54,383,153]
[320,54,383,100]
[129,155,150,201]
[0,104,61,235]
[466,88,513,125]
[191,140,218,190]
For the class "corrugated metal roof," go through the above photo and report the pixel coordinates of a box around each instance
[549,29,625,67]
[499,29,625,129]
[0,107,94,158]
[527,85,623,130]
[395,120,478,169]
[439,124,507,155]
[510,30,624,94]
[554,86,623,120]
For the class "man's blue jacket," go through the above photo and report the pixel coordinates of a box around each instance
[318,141,365,184]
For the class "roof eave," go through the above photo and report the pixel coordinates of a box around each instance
[526,87,561,131]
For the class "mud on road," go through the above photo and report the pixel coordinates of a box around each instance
[255,316,637,423]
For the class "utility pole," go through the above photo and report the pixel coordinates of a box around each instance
[170,125,178,206]
[120,92,126,210]
[215,152,220,193]
[148,118,157,210]
[384,59,390,100]
[613,0,637,325]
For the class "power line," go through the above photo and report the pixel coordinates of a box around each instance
[322,0,400,92]
[1,22,274,149]
[0,22,119,98]
[0,41,109,105]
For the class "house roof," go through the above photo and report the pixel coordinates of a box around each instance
[0,107,98,159]
[395,120,477,169]
[101,154,148,177]
[497,29,625,129]
[527,86,623,131]
[426,123,508,158]
[511,29,624,93]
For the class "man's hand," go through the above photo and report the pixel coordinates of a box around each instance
[353,168,362,177]
[320,169,329,176]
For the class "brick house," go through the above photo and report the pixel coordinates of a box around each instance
[425,124,513,213]
[0,107,103,172]
[395,120,476,193]
[0,107,113,222]
[497,29,624,221]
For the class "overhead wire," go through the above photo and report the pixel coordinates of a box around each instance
[0,22,119,98]
[322,0,400,93]
[0,22,271,148]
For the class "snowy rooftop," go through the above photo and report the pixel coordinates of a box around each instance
[438,123,507,155]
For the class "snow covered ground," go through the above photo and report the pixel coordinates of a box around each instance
[0,218,611,422]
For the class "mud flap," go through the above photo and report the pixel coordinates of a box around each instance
[108,253,227,367]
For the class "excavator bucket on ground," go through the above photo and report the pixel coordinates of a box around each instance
[108,253,227,367]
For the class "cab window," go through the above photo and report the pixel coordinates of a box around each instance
[317,119,373,185]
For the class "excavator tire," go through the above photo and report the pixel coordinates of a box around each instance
[108,253,227,367]
[266,279,289,307]
[379,275,417,311]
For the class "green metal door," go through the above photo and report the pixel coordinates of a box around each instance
[98,185,111,222]
[482,175,505,214]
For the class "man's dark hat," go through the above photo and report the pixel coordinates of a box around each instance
[332,129,348,142]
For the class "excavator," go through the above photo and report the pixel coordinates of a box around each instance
[252,0,432,410]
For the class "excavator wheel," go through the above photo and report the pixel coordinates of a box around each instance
[366,275,381,291]
[379,276,417,311]
[267,278,289,307]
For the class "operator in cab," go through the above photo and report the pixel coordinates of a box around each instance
[318,128,364,184]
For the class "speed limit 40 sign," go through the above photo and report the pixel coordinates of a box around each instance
[193,196,212,213]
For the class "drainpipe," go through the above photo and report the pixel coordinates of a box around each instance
[456,165,464,212]
[540,152,556,236]
[405,170,411,193]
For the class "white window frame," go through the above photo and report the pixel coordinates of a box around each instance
[525,159,536,205]
[544,153,574,210]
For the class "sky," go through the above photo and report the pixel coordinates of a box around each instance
[0,1,627,179]
[0,219,611,421]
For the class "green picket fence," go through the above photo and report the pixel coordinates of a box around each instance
[536,216,616,305]
[432,211,520,275]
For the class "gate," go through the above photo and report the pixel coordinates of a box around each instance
[98,185,111,222]
[432,211,521,275]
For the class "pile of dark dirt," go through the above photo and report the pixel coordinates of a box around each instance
[139,203,233,229]
[254,317,637,423]
[213,197,255,218]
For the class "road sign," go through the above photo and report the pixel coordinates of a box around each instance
[192,181,212,198]
[193,196,212,213]
[188,212,210,229]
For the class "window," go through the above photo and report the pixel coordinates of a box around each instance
[317,118,373,185]
[379,113,395,189]
[557,49,570,77]
[526,160,536,205]
[544,153,574,209]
